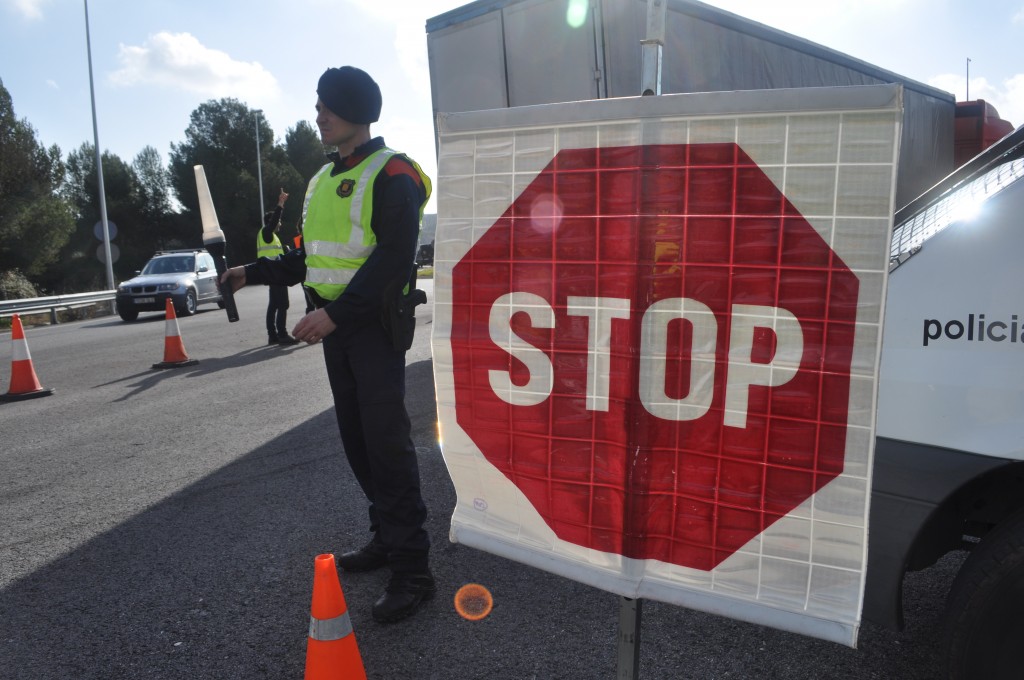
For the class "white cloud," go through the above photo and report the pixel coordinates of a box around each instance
[343,0,462,21]
[929,73,1024,128]
[1013,6,1024,23]
[1002,74,1024,127]
[45,79,57,89]
[5,0,48,20]
[338,0,464,211]
[109,32,279,100]
[394,21,432,100]
[343,0,463,91]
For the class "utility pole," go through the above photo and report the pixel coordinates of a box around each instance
[84,0,115,292]
[966,58,971,100]
[254,110,266,222]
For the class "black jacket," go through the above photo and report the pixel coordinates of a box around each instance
[243,137,427,332]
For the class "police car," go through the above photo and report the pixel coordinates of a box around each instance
[115,249,224,322]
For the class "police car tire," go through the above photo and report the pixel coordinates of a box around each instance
[119,308,138,322]
[943,507,1024,680]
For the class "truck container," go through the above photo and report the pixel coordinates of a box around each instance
[426,0,956,209]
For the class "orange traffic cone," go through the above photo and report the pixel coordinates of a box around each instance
[151,299,199,369]
[1,314,54,401]
[305,553,366,680]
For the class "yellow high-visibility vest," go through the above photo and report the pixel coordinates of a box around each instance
[301,147,430,302]
[257,231,285,258]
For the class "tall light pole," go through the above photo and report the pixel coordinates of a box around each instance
[254,110,266,222]
[966,58,972,100]
[84,0,115,292]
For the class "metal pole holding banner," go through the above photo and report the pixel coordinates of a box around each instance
[617,596,642,679]
[640,0,667,96]
[619,1,669,675]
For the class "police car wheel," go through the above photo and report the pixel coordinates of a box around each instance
[943,507,1024,680]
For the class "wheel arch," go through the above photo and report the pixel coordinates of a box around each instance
[863,438,1024,629]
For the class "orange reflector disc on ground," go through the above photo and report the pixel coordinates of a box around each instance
[454,583,493,621]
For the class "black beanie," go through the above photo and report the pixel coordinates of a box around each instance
[316,66,382,124]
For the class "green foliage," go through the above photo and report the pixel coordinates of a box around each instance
[0,268,38,300]
[286,121,329,182]
[169,99,308,265]
[0,78,76,281]
[3,82,323,296]
[41,142,196,293]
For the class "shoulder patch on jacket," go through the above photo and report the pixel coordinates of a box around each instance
[383,156,423,187]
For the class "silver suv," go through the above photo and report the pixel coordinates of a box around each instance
[115,249,224,322]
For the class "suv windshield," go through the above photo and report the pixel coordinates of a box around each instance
[143,256,194,275]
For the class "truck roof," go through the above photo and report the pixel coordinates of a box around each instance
[426,0,955,211]
[890,124,1024,268]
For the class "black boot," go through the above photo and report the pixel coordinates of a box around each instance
[372,570,435,623]
[337,539,388,572]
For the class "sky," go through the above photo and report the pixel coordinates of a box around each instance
[2,0,1023,215]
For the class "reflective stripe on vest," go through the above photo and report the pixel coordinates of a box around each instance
[302,147,432,301]
[257,231,284,258]
[303,149,393,300]
[308,610,354,642]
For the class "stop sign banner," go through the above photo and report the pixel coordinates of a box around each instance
[432,86,901,646]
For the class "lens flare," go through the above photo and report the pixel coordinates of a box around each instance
[454,583,494,621]
[566,0,588,28]
[529,193,565,235]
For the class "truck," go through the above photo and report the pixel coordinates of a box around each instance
[426,1,1022,677]
[873,125,1024,679]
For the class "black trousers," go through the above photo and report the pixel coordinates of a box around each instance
[266,285,289,337]
[322,321,429,573]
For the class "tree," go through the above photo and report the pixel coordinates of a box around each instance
[169,99,304,265]
[169,99,307,264]
[49,143,182,292]
[0,78,76,290]
[132,146,191,251]
[286,120,328,183]
[55,144,134,291]
[132,146,171,225]
[258,143,305,238]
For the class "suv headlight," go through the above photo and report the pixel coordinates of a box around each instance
[157,283,180,292]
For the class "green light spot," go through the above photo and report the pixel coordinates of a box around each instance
[566,0,588,28]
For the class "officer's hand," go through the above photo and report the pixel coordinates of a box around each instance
[278,188,289,207]
[292,308,337,345]
[220,266,247,293]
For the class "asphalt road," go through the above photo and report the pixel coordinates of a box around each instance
[0,284,962,679]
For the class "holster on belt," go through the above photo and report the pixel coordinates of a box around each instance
[384,269,427,352]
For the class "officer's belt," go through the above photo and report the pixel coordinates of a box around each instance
[304,286,333,310]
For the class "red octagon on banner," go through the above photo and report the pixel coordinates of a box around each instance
[450,143,859,571]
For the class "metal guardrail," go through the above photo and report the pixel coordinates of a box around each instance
[0,290,117,324]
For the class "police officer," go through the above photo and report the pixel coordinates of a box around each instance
[221,65,434,623]
[258,188,298,345]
